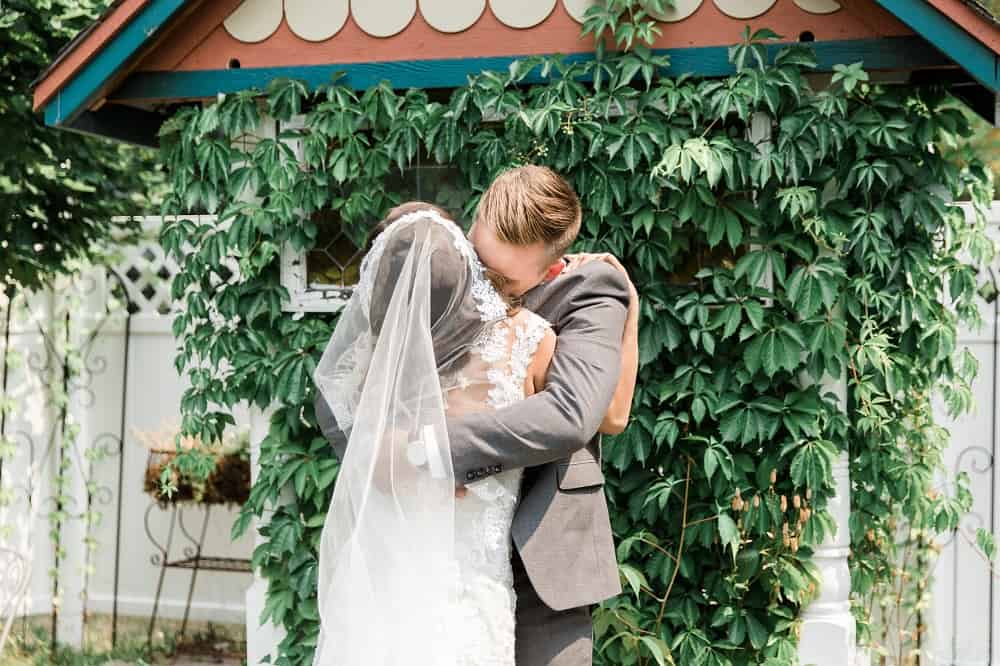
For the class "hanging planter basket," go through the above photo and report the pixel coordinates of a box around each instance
[137,424,251,505]
[143,449,251,505]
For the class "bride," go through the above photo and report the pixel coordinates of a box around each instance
[311,206,629,665]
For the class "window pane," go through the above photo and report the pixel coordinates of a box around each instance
[306,208,367,289]
[416,163,471,224]
[668,242,745,286]
[306,158,471,288]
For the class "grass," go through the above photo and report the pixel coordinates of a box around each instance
[1,614,246,666]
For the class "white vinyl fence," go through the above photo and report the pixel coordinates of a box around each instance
[0,216,253,650]
[930,201,1000,666]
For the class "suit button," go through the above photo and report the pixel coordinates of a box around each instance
[495,464,502,473]
[466,471,476,481]
[476,469,485,478]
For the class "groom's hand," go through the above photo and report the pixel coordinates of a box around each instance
[455,486,468,498]
[564,253,639,313]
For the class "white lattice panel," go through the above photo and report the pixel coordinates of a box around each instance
[109,215,242,316]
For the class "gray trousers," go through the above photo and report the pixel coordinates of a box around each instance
[513,549,593,666]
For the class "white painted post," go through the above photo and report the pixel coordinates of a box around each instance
[797,297,861,665]
[245,402,286,665]
[749,107,861,664]
[798,453,860,665]
[226,111,291,665]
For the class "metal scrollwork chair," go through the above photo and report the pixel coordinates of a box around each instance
[0,546,30,654]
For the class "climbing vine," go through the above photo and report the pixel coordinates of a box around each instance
[0,267,126,651]
[158,5,994,664]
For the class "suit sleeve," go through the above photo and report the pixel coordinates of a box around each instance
[314,390,349,461]
[447,262,630,484]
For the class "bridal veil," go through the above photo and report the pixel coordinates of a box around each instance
[311,209,508,665]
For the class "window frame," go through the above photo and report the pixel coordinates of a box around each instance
[277,115,473,313]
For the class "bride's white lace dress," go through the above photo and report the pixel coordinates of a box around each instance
[444,309,551,666]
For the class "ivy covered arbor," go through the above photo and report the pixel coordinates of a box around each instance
[32,0,1000,664]
[168,46,992,666]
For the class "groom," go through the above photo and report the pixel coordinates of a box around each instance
[316,166,631,665]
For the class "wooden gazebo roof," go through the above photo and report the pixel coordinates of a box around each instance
[32,0,1000,146]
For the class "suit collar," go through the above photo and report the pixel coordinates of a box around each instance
[521,257,566,313]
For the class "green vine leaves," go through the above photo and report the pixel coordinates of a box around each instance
[158,21,994,666]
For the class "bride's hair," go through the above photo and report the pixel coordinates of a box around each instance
[367,209,494,370]
[374,201,516,312]
[384,200,452,225]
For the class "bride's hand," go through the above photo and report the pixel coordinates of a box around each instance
[565,252,641,436]
[563,253,638,313]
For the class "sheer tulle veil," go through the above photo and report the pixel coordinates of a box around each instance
[311,210,508,665]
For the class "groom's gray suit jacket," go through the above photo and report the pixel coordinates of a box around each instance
[314,260,628,612]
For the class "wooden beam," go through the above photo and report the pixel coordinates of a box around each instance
[877,0,1000,92]
[42,0,190,127]
[32,0,153,113]
[110,36,951,104]
[59,105,165,148]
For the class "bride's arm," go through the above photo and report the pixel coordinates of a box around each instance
[599,286,638,435]
[530,256,637,435]
[526,329,557,396]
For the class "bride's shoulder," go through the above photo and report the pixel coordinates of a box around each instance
[509,308,553,337]
[518,310,555,395]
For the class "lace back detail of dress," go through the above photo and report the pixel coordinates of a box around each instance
[475,311,551,410]
[447,310,551,666]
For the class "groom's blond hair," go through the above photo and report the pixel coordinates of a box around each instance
[477,165,581,259]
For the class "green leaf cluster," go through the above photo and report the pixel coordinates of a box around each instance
[1,0,162,291]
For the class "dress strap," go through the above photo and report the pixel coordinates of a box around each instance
[508,312,551,391]
[473,311,551,411]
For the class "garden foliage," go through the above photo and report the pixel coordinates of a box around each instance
[158,6,994,664]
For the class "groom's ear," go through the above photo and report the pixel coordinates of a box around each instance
[544,260,566,282]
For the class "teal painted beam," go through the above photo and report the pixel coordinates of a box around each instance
[44,0,189,126]
[876,0,999,93]
[110,36,949,103]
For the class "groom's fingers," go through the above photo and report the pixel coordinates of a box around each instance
[455,487,468,498]
[564,253,605,272]
[566,252,621,273]
[569,253,638,298]
[600,254,625,273]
